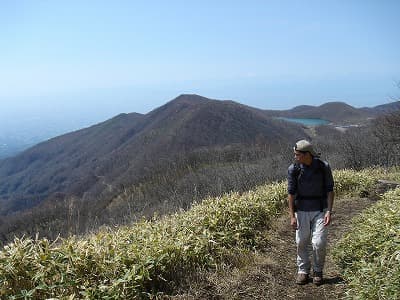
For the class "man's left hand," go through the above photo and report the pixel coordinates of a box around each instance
[324,211,332,226]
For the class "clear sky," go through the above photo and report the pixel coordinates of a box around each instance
[1,0,400,127]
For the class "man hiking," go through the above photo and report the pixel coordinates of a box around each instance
[287,139,334,285]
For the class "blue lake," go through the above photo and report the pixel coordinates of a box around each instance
[277,117,330,126]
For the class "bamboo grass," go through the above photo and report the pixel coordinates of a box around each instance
[0,168,396,299]
[333,187,400,299]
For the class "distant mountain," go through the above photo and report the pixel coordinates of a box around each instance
[0,94,306,218]
[2,99,398,161]
[263,101,373,123]
[1,94,398,242]
[263,100,400,124]
[360,101,400,115]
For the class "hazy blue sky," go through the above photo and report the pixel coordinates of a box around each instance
[1,0,400,126]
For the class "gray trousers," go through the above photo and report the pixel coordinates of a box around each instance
[295,210,328,274]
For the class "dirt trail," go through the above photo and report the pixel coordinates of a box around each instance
[171,195,378,300]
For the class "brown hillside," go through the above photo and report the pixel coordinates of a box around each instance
[0,94,306,218]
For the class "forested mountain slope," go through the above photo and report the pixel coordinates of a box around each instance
[0,94,307,241]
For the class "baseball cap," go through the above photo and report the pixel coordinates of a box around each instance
[294,140,320,157]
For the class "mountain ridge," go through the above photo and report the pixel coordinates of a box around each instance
[0,94,398,242]
[1,96,398,160]
[263,101,380,123]
[0,94,306,217]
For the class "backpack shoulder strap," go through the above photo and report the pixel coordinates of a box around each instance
[293,162,301,179]
[316,158,328,212]
[316,158,328,170]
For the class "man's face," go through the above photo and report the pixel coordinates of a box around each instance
[294,150,307,164]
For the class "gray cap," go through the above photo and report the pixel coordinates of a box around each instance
[294,140,320,157]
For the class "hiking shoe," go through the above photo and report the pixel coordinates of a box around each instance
[313,271,323,286]
[296,273,308,285]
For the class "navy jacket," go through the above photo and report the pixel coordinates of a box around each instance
[287,158,334,211]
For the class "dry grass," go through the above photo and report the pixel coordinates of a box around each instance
[0,168,397,299]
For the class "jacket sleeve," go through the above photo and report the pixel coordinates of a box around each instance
[287,164,297,195]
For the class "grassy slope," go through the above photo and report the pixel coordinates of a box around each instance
[0,168,398,299]
[333,186,400,299]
